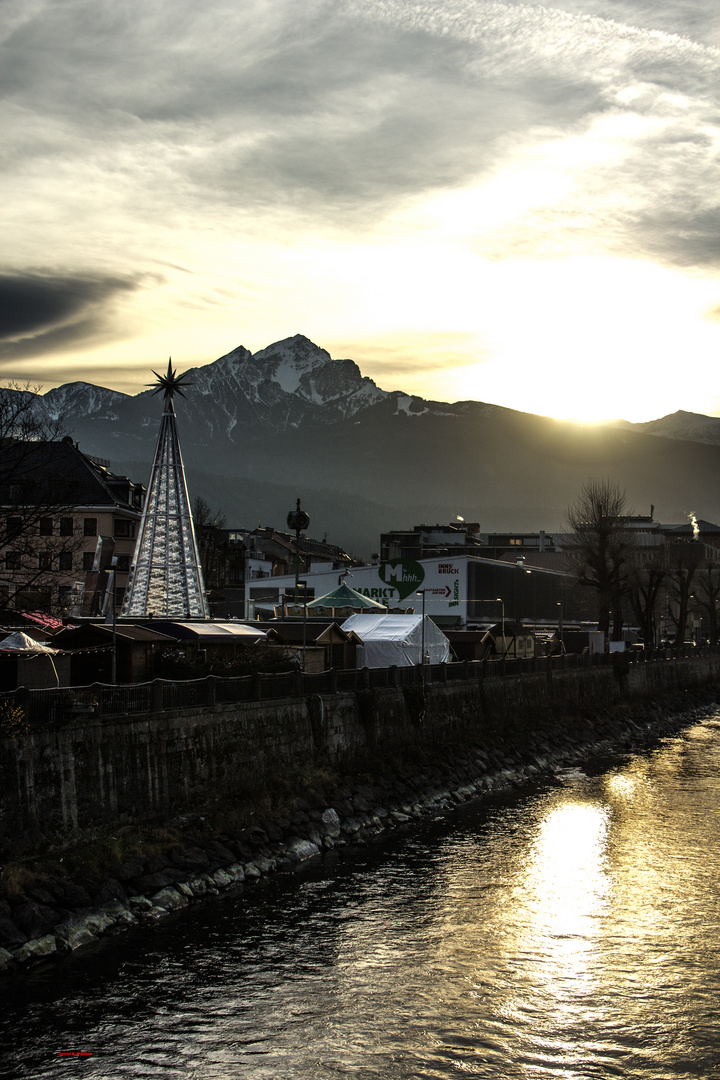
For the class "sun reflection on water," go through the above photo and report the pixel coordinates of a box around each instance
[524,801,611,937]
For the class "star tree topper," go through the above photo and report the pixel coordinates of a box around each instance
[148,358,193,408]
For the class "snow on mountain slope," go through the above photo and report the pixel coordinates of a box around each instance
[26,338,719,452]
[41,382,130,421]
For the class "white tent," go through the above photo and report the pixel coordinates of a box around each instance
[341,614,450,668]
[0,631,58,654]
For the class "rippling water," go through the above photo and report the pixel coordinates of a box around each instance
[3,714,720,1079]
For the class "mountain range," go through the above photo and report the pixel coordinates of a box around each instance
[24,335,720,557]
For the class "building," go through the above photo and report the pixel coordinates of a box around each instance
[0,435,145,618]
[195,523,359,618]
[246,553,590,629]
[380,522,485,562]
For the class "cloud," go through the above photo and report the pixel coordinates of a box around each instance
[4,0,716,247]
[0,273,148,359]
[0,0,717,405]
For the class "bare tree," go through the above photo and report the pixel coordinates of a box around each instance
[563,479,634,640]
[192,496,229,591]
[694,556,720,646]
[626,544,668,646]
[665,541,705,646]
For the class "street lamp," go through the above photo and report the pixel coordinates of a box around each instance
[298,579,309,671]
[110,555,118,684]
[416,589,428,665]
[557,601,564,652]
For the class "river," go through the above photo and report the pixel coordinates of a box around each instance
[2,712,720,1079]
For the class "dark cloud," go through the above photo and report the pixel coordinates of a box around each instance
[0,273,147,355]
[635,206,720,266]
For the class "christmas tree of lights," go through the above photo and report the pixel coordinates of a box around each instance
[121,360,209,619]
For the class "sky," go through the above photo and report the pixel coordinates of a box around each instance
[1,0,718,423]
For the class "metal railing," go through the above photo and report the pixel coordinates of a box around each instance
[3,644,716,726]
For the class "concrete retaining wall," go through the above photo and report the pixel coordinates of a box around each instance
[2,654,719,854]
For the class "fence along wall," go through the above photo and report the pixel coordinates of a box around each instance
[2,654,719,855]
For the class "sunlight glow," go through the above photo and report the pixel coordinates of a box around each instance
[525,801,611,937]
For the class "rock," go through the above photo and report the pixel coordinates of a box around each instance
[94,878,127,905]
[172,846,209,871]
[144,854,170,873]
[150,887,189,912]
[115,857,147,882]
[28,887,58,907]
[0,915,27,948]
[243,863,262,880]
[204,840,235,865]
[113,911,137,928]
[12,900,61,939]
[13,935,58,963]
[285,838,321,863]
[225,863,246,883]
[259,821,285,843]
[56,911,115,951]
[320,808,341,836]
[128,895,153,910]
[0,947,15,972]
[56,880,92,908]
[145,906,169,920]
[239,826,269,849]
[100,900,130,919]
[186,876,209,896]
[210,869,235,890]
[176,882,194,898]
[253,856,276,875]
[132,870,177,893]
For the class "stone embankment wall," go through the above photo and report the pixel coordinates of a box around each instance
[2,654,719,849]
[1,655,719,973]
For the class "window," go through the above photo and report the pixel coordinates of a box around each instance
[5,517,22,540]
[60,517,74,536]
[39,518,53,536]
[82,551,95,572]
[5,551,22,570]
[116,554,131,573]
[509,538,523,546]
[83,518,97,537]
[39,551,53,571]
[58,552,73,572]
[114,518,135,538]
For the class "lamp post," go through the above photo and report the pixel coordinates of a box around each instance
[416,589,427,666]
[110,556,118,684]
[557,601,564,652]
[298,579,308,671]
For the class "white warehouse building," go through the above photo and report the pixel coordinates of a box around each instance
[245,554,586,629]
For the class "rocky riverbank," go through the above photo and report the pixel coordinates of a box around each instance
[2,686,718,975]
